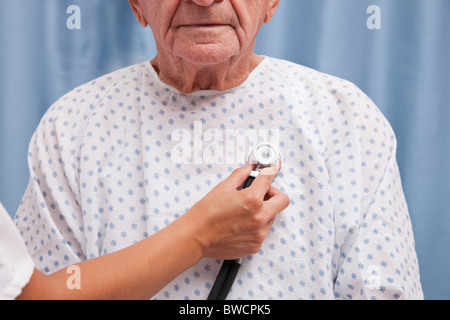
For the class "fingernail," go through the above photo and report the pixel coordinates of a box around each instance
[260,166,279,176]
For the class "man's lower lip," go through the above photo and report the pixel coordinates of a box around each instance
[180,24,229,28]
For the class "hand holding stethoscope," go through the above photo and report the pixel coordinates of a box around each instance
[208,142,283,300]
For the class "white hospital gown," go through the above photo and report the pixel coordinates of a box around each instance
[14,57,423,299]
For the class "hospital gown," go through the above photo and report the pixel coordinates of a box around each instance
[14,57,424,299]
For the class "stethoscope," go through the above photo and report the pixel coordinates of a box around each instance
[207,142,283,300]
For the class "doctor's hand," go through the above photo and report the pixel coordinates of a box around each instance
[184,164,290,261]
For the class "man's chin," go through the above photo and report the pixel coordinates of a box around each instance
[172,33,240,66]
[177,45,239,65]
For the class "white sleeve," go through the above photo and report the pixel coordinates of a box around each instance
[332,87,423,300]
[334,153,423,299]
[13,106,85,275]
[0,203,35,300]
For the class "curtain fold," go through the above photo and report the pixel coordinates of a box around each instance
[1,0,448,299]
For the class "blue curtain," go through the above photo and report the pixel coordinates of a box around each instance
[0,0,448,300]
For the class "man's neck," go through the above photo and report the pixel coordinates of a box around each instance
[151,52,263,93]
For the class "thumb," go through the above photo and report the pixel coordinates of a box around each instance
[223,164,254,189]
[246,168,277,198]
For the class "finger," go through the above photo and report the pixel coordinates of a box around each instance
[247,170,277,198]
[262,187,290,216]
[223,164,254,189]
[264,185,284,200]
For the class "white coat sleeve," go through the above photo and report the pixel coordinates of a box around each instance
[0,203,35,300]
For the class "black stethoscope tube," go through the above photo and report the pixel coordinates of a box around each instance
[208,142,282,300]
[207,174,255,300]
[207,258,241,300]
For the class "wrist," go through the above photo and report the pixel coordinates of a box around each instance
[169,208,209,262]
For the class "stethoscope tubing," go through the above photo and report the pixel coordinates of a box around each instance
[207,142,282,300]
[207,174,255,300]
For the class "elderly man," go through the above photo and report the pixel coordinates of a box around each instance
[15,0,423,299]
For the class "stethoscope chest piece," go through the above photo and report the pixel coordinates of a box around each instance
[246,142,283,176]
